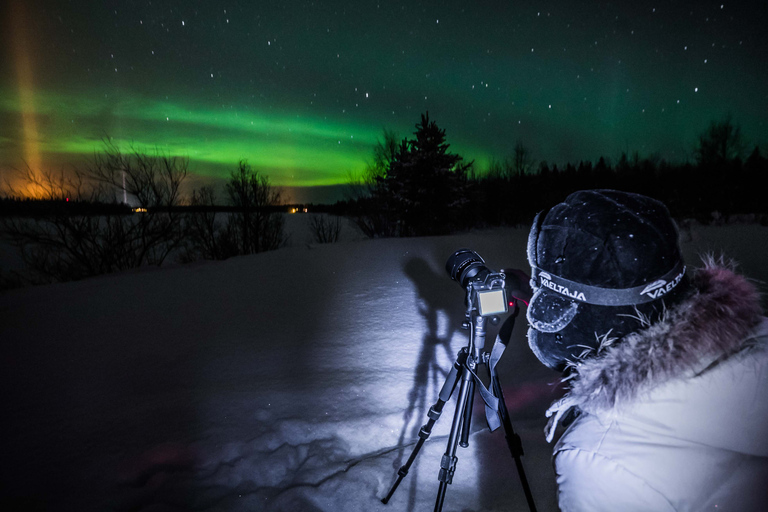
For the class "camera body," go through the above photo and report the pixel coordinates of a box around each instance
[446,249,509,317]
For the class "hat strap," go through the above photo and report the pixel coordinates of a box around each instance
[531,260,686,306]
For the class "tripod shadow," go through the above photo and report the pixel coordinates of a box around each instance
[392,257,465,510]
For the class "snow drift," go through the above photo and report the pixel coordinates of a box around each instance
[1,221,766,511]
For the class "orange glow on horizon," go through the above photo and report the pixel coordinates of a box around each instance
[7,1,44,198]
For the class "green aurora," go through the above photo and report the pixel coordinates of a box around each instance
[1,86,386,187]
[2,1,766,202]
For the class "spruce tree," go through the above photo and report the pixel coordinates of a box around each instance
[380,112,470,236]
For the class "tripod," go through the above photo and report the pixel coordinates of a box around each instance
[381,301,537,512]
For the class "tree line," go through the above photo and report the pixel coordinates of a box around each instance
[0,141,286,286]
[1,115,765,287]
[344,114,767,235]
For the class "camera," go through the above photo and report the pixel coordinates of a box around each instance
[446,249,508,317]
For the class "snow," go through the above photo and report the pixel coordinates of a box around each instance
[1,220,766,511]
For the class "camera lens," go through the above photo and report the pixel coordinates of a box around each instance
[446,249,491,287]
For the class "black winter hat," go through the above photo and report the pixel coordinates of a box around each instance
[526,189,689,371]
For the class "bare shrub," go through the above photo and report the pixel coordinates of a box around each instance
[179,186,238,262]
[225,160,285,254]
[309,214,342,244]
[0,140,188,283]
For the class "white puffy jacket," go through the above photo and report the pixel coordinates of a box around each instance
[546,263,768,511]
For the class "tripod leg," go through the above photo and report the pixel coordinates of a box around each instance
[459,379,475,448]
[434,364,473,512]
[492,371,538,512]
[381,352,465,505]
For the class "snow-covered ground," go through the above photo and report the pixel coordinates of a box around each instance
[1,219,766,511]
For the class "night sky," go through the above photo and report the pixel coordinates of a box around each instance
[2,1,766,202]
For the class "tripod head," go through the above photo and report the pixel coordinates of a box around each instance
[446,249,510,318]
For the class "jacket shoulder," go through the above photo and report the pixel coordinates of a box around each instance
[554,436,676,512]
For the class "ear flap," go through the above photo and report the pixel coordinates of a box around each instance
[526,289,580,333]
[527,209,580,335]
[528,210,549,267]
[527,210,547,285]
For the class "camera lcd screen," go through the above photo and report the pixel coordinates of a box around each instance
[477,289,508,316]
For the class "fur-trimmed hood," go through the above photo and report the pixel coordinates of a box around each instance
[545,258,764,442]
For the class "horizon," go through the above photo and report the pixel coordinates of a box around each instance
[2,1,767,199]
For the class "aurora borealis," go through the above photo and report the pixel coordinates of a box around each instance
[2,1,766,202]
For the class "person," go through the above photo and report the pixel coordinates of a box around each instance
[525,189,768,511]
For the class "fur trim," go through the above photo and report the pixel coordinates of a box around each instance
[560,259,763,414]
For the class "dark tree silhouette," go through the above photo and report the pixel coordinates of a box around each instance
[367,128,400,183]
[695,116,745,166]
[347,129,401,237]
[181,185,239,261]
[511,140,535,177]
[0,140,188,283]
[377,112,472,236]
[308,214,342,244]
[225,160,285,255]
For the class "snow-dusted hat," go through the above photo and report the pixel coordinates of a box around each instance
[526,189,689,370]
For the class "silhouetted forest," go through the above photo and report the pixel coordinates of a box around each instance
[1,115,766,287]
[341,114,768,235]
[465,149,767,228]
